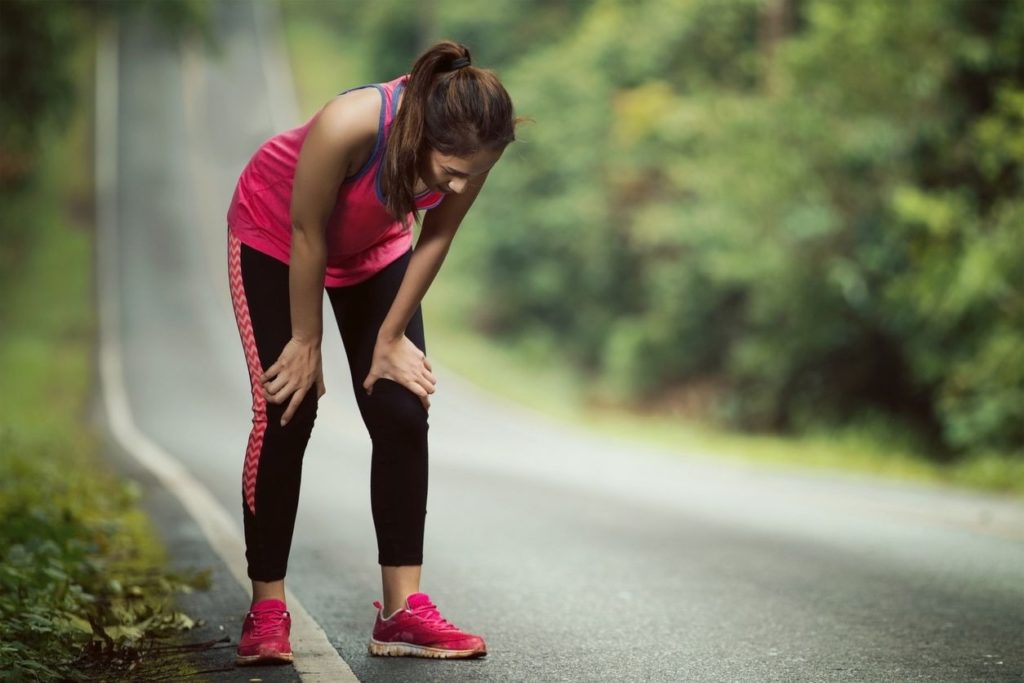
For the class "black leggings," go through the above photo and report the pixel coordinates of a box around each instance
[228,231,428,581]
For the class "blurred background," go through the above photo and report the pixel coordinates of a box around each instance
[1,0,1022,679]
[284,0,1024,485]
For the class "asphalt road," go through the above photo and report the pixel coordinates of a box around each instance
[106,2,1024,681]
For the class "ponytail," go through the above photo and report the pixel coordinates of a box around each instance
[380,40,518,226]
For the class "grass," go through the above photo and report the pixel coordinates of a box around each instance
[279,8,1023,498]
[422,271,1024,496]
[0,25,208,683]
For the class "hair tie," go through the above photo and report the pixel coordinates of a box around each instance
[451,56,471,70]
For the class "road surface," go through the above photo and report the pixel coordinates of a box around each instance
[101,2,1024,681]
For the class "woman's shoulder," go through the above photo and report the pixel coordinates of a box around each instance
[318,86,382,140]
[309,86,384,179]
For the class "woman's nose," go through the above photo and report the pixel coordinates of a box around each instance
[448,178,467,194]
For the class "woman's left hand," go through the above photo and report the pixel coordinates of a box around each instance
[362,335,436,411]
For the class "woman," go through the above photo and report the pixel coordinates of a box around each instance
[226,40,516,665]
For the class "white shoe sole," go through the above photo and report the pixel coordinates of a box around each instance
[235,649,294,666]
[367,638,487,659]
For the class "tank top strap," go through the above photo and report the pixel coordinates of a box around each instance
[332,81,388,183]
[379,76,409,147]
[337,76,406,185]
[367,75,445,210]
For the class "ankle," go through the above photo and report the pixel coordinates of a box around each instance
[382,604,405,620]
[251,579,286,606]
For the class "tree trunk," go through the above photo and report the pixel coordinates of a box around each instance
[760,0,793,95]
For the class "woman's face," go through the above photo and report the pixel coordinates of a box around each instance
[418,146,504,195]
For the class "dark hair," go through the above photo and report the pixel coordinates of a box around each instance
[381,40,518,225]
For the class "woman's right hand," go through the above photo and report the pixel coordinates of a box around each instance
[261,337,326,426]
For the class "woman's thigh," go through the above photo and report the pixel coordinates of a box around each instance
[228,233,319,427]
[326,250,426,397]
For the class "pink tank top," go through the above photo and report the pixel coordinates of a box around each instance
[226,76,445,287]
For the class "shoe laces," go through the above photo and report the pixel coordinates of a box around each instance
[410,599,459,631]
[249,608,289,638]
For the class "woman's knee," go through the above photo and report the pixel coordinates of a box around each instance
[360,379,428,437]
[262,388,319,435]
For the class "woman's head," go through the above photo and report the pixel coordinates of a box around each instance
[381,40,518,224]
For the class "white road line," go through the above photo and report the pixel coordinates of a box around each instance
[94,18,358,683]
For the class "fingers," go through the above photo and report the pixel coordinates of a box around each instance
[416,373,436,397]
[406,376,434,416]
[260,360,281,384]
[263,373,289,400]
[264,381,294,405]
[281,385,308,427]
[363,338,435,409]
[258,339,323,422]
[393,368,434,399]
[363,370,434,408]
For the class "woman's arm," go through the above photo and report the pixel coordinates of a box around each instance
[261,92,378,426]
[363,170,493,408]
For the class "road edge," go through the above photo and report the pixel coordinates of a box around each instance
[94,16,358,683]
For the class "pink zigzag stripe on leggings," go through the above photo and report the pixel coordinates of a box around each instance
[228,231,267,516]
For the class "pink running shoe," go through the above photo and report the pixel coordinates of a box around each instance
[368,592,487,659]
[235,598,294,666]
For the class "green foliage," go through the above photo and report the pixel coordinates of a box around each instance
[466,0,1024,461]
[0,188,208,681]
[0,436,210,682]
[0,0,213,190]
[1,23,211,677]
[282,0,1022,467]
[0,0,77,185]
